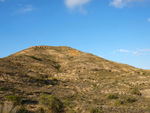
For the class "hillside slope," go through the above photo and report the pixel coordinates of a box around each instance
[0,45,150,113]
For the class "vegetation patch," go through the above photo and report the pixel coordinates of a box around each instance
[114,99,124,106]
[0,86,9,91]
[39,94,63,113]
[108,94,118,99]
[29,56,42,61]
[17,105,29,113]
[131,88,142,96]
[89,107,103,113]
[5,95,22,104]
[126,97,137,103]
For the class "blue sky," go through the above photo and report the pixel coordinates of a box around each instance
[0,0,150,69]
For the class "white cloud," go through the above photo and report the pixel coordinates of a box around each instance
[116,48,150,55]
[110,0,148,8]
[16,5,34,13]
[0,0,5,2]
[148,18,150,22]
[64,0,91,9]
[119,49,130,53]
[110,0,127,8]
[139,49,150,52]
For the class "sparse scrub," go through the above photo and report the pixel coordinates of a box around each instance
[28,76,48,85]
[126,97,136,103]
[5,95,22,105]
[17,105,29,113]
[147,105,150,111]
[55,65,61,71]
[131,88,141,96]
[37,107,45,113]
[38,78,47,84]
[29,56,42,61]
[0,46,150,112]
[89,107,103,113]
[52,78,58,82]
[39,94,63,113]
[0,86,9,91]
[114,99,124,106]
[108,94,118,99]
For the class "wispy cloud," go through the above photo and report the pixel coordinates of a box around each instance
[148,18,150,22]
[0,0,5,2]
[64,0,91,9]
[110,0,126,8]
[119,49,130,53]
[110,0,148,8]
[16,5,34,13]
[114,48,150,55]
[139,49,150,52]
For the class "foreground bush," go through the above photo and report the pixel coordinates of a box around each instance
[17,106,29,113]
[5,95,22,105]
[39,94,63,113]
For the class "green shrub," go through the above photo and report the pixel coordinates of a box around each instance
[17,106,28,113]
[52,78,58,82]
[37,78,46,84]
[28,77,47,84]
[126,97,136,103]
[147,105,150,111]
[29,56,41,61]
[94,68,99,71]
[108,94,118,99]
[114,99,124,106]
[131,88,141,96]
[0,87,9,91]
[37,107,45,113]
[55,65,61,71]
[39,94,63,113]
[90,107,103,113]
[5,95,22,105]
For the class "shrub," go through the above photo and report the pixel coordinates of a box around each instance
[39,94,63,113]
[131,88,141,96]
[29,56,41,61]
[94,68,99,71]
[0,87,9,91]
[114,99,124,106]
[147,105,150,111]
[126,97,136,103]
[55,65,61,71]
[37,78,46,84]
[5,95,22,105]
[52,78,58,82]
[17,106,29,113]
[89,107,103,113]
[37,107,45,113]
[108,94,118,99]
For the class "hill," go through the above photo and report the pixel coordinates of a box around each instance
[0,45,150,113]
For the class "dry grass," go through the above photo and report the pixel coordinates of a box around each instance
[0,101,18,113]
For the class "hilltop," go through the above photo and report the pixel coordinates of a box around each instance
[0,46,150,113]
